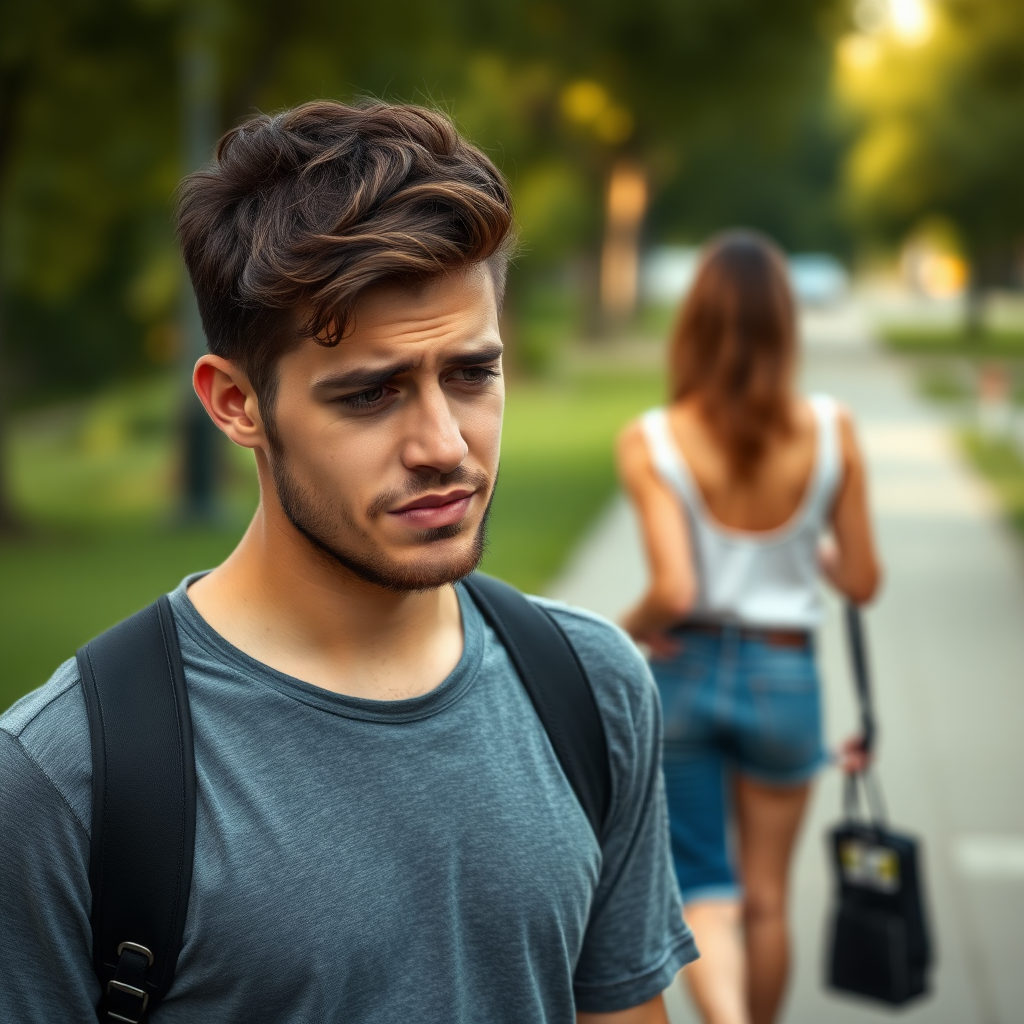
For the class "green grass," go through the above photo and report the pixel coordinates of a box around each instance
[0,364,663,711]
[882,324,1024,358]
[0,529,250,708]
[959,431,1024,539]
[915,364,972,404]
[637,302,677,340]
[514,285,582,375]
[481,368,664,591]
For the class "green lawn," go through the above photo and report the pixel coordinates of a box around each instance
[882,324,1024,358]
[959,431,1024,539]
[481,368,663,589]
[1,364,664,711]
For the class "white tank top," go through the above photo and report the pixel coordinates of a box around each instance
[640,395,842,629]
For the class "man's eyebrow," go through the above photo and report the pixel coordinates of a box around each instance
[312,361,417,394]
[312,344,504,394]
[448,344,504,367]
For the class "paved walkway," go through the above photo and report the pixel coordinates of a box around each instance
[549,305,1024,1024]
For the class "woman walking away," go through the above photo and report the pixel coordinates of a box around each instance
[617,230,880,1024]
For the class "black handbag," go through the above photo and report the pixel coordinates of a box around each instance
[825,606,934,1006]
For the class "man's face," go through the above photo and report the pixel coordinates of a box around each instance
[264,265,504,592]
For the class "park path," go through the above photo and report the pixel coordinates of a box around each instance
[548,304,1024,1024]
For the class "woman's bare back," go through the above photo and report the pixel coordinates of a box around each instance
[667,397,819,533]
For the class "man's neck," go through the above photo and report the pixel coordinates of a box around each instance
[186,503,464,701]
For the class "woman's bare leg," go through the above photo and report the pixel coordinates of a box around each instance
[680,900,749,1024]
[733,777,811,1024]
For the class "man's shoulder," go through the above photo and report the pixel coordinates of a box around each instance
[2,657,82,737]
[525,595,658,740]
[1,658,92,834]
[529,596,646,674]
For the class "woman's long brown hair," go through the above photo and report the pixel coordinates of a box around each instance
[669,230,797,478]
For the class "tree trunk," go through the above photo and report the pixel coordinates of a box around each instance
[0,281,24,537]
[964,280,986,340]
[177,4,222,523]
[0,64,29,536]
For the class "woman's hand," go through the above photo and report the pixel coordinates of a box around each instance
[621,603,683,660]
[817,536,841,586]
[837,734,872,774]
[634,629,682,661]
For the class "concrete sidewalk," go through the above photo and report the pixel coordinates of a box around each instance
[548,308,1024,1024]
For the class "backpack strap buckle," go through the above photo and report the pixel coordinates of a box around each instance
[79,595,196,1021]
[106,943,153,1023]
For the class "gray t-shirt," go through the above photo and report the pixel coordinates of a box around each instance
[1,577,695,1022]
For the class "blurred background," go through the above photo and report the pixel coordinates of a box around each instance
[2,2,1023,1020]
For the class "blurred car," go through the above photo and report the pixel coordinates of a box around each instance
[788,253,849,305]
[640,245,700,305]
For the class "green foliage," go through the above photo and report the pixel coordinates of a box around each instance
[9,375,256,529]
[648,51,852,255]
[0,0,845,404]
[915,364,971,404]
[882,324,1024,358]
[1,0,181,399]
[960,429,1024,539]
[841,0,1024,281]
[508,282,582,375]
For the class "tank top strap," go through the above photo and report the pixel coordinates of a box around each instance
[639,408,700,506]
[806,393,842,522]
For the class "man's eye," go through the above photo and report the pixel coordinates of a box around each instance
[450,366,499,384]
[342,386,388,409]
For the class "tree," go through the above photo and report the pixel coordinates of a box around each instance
[839,0,1024,331]
[648,54,852,257]
[0,0,845,525]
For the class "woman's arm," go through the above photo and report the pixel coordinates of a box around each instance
[616,420,696,650]
[820,405,882,604]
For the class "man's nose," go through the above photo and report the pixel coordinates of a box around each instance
[401,386,469,474]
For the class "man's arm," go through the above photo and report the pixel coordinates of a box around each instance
[578,993,671,1024]
[544,603,697,1016]
[0,728,99,1021]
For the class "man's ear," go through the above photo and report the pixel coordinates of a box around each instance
[193,355,267,449]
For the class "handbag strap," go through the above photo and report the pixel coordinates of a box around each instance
[843,768,889,827]
[462,572,611,839]
[77,596,196,1023]
[844,603,876,755]
[842,603,889,827]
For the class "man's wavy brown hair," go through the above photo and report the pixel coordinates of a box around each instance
[176,100,514,425]
[669,230,797,478]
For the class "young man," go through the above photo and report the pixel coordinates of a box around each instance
[0,101,696,1022]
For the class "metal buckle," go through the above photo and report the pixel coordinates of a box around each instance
[106,943,154,1022]
[116,941,154,967]
[106,980,148,1023]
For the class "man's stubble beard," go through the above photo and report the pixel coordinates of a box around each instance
[269,446,495,593]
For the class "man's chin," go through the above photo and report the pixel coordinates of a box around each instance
[350,533,485,593]
[290,514,487,594]
[412,522,467,544]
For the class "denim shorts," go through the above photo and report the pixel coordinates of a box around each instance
[651,628,828,903]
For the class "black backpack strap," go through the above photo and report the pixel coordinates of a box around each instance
[462,572,611,839]
[76,596,196,1023]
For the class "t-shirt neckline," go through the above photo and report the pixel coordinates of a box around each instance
[167,573,485,724]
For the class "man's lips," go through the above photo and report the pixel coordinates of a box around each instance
[392,488,475,512]
[389,489,476,529]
